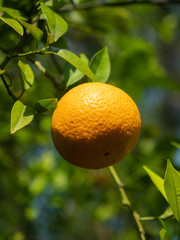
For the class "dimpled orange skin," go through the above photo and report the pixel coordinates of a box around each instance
[51,82,141,169]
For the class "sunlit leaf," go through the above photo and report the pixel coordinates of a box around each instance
[164,160,180,222]
[47,31,55,45]
[90,47,111,82]
[159,207,173,219]
[143,166,168,202]
[11,101,34,134]
[48,49,96,81]
[18,60,34,90]
[40,2,68,42]
[16,18,43,42]
[171,141,180,149]
[0,69,5,75]
[34,98,58,113]
[159,228,169,240]
[0,7,27,21]
[0,16,23,35]
[64,54,89,88]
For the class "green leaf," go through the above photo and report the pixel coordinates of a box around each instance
[0,16,23,36]
[164,160,180,222]
[40,2,68,42]
[159,207,173,219]
[159,219,174,240]
[64,54,89,88]
[47,31,55,45]
[11,101,34,134]
[143,166,168,202]
[16,18,43,42]
[51,36,69,49]
[90,47,111,83]
[49,49,96,81]
[34,98,58,113]
[18,60,34,90]
[0,7,27,21]
[159,228,171,240]
[160,228,167,240]
[171,141,180,149]
[0,69,5,75]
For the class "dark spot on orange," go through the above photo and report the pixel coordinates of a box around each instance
[104,152,110,156]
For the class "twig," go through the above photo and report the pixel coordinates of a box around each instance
[1,74,26,101]
[15,48,45,58]
[109,166,146,240]
[59,0,180,12]
[0,56,11,69]
[0,46,9,54]
[1,75,17,101]
[140,216,157,221]
[27,56,63,91]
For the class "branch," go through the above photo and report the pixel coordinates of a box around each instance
[1,74,26,101]
[60,0,180,11]
[109,166,146,240]
[0,56,11,69]
[1,75,17,101]
[27,56,63,91]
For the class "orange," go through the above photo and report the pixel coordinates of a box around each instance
[51,82,141,169]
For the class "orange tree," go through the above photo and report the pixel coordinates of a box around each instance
[0,0,180,239]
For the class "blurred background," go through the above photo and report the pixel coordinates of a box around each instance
[0,0,180,239]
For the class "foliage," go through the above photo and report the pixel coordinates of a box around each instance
[0,0,180,239]
[144,161,180,239]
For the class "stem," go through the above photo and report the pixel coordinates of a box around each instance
[27,56,63,91]
[10,46,49,59]
[0,56,11,69]
[1,74,26,101]
[16,49,45,57]
[140,216,157,221]
[109,166,146,240]
[1,75,17,101]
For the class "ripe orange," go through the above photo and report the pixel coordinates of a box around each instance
[51,82,141,169]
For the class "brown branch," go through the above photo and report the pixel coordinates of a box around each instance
[59,0,180,12]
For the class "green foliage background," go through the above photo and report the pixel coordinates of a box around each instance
[0,0,180,239]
